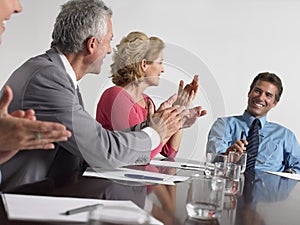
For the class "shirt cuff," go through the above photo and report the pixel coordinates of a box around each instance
[142,127,161,150]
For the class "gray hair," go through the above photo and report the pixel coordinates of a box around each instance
[51,0,112,54]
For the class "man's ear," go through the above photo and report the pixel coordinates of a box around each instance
[85,36,98,54]
[272,100,278,109]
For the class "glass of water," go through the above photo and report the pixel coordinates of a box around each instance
[227,151,247,173]
[223,163,241,195]
[205,153,227,177]
[186,174,225,220]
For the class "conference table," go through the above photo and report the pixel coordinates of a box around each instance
[1,158,300,225]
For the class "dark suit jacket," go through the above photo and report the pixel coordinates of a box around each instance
[0,48,151,190]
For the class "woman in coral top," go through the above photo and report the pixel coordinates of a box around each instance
[96,31,202,159]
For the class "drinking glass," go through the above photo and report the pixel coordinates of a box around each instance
[223,163,241,195]
[186,174,225,220]
[205,153,227,177]
[227,151,247,173]
[214,162,227,177]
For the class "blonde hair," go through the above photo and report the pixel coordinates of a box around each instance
[111,31,164,87]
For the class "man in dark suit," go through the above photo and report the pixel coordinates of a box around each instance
[0,0,203,190]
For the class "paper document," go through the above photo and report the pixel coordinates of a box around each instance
[2,194,162,224]
[150,159,206,171]
[266,171,300,181]
[83,167,189,185]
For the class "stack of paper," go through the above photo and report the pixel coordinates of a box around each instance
[150,159,207,171]
[2,193,162,224]
[83,167,189,185]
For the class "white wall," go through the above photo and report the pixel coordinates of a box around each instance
[1,0,300,162]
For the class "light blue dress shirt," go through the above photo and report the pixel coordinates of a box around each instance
[207,111,300,173]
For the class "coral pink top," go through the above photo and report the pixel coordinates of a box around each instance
[96,86,177,159]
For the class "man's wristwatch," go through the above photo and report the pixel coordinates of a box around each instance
[140,119,149,129]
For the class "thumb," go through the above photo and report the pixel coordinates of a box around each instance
[178,80,184,91]
[0,86,13,117]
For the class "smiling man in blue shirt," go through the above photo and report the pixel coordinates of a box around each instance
[207,72,300,174]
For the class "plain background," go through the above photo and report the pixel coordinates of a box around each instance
[1,0,300,162]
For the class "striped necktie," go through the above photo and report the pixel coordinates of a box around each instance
[246,119,260,170]
[243,168,256,203]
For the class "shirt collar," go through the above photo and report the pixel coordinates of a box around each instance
[57,49,78,89]
[243,110,266,129]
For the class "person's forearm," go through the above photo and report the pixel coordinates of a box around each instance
[162,129,182,151]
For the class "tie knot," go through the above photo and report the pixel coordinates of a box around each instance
[251,119,261,129]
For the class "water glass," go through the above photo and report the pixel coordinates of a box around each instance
[227,151,247,173]
[214,162,227,177]
[205,153,227,177]
[222,194,238,225]
[223,163,241,195]
[186,174,225,220]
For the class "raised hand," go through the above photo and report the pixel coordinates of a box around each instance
[0,86,71,155]
[181,106,207,129]
[173,75,199,107]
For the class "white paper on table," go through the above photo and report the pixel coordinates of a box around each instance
[150,159,206,171]
[83,167,189,185]
[1,194,162,224]
[266,171,300,181]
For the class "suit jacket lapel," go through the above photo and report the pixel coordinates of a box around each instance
[45,48,84,109]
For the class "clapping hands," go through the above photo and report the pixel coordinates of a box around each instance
[158,75,207,128]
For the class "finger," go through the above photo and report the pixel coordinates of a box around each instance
[177,80,184,97]
[10,110,25,118]
[233,143,245,154]
[20,119,70,132]
[23,109,36,120]
[183,90,191,102]
[192,75,199,85]
[192,75,199,84]
[21,143,55,150]
[192,75,199,96]
[193,106,207,117]
[0,86,13,117]
[193,85,198,97]
[188,90,195,102]
[19,130,71,150]
[236,140,246,149]
[37,130,71,141]
[189,106,205,117]
[179,80,184,89]
[199,109,207,117]
[11,109,35,120]
[242,140,248,146]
